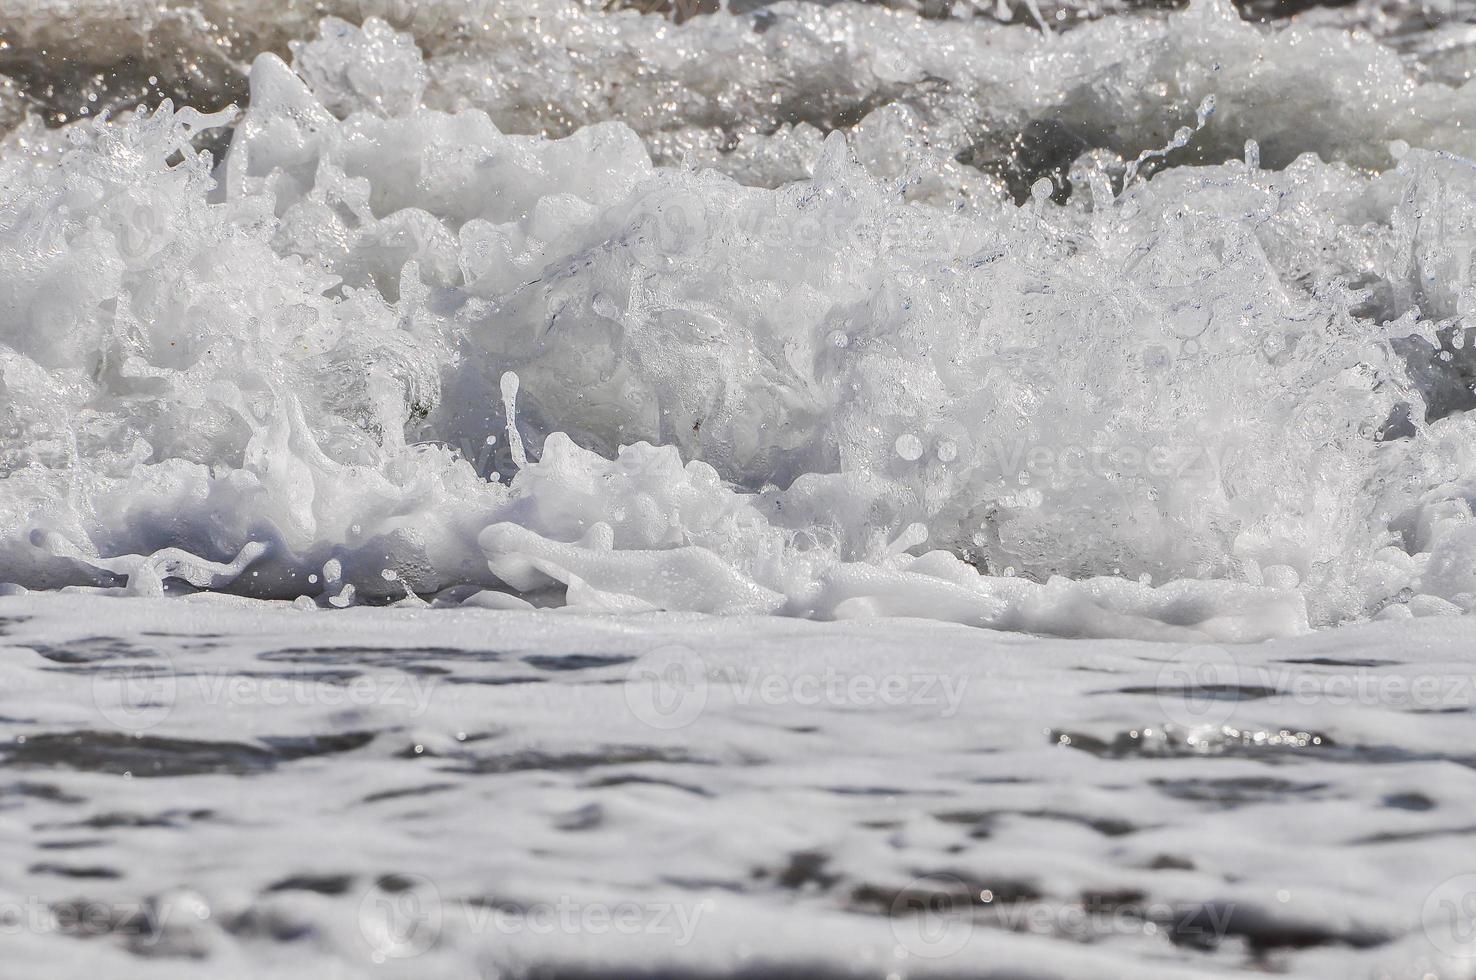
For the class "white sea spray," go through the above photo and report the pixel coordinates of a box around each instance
[1,2,1475,638]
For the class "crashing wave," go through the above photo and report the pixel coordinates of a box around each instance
[3,4,1476,639]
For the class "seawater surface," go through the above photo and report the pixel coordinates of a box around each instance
[3,593,1476,977]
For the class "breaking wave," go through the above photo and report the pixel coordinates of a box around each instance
[4,0,1476,639]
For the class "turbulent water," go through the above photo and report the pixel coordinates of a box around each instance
[1,0,1476,638]
[8,3,1476,977]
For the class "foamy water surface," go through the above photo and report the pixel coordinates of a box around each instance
[5,0,1476,975]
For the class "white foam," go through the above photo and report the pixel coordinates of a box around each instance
[0,5,1474,638]
[2,591,1474,977]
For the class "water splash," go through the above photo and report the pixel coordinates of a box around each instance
[1,7,1475,639]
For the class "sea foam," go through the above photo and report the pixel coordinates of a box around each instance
[2,3,1476,639]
